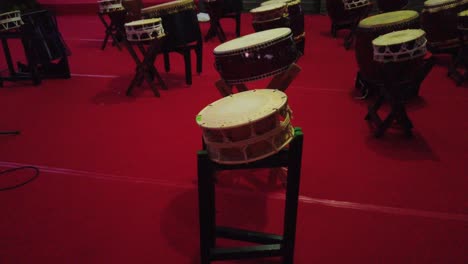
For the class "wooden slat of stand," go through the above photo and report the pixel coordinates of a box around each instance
[215,63,301,97]
[267,63,302,91]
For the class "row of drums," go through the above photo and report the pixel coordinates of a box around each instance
[347,1,468,84]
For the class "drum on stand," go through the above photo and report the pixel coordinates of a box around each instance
[261,0,305,52]
[125,18,165,42]
[213,27,299,84]
[196,89,295,164]
[141,0,201,47]
[326,0,370,28]
[250,3,289,32]
[372,29,427,83]
[0,10,24,32]
[421,0,466,53]
[98,0,125,14]
[376,0,408,12]
[355,10,420,84]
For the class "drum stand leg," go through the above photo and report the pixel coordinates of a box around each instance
[198,128,304,264]
[365,82,413,138]
[98,12,122,51]
[123,39,166,97]
[215,63,302,97]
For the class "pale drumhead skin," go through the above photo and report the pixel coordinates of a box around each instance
[196,89,287,129]
[359,10,419,28]
[372,29,425,46]
[213,28,291,54]
[251,3,285,13]
[261,0,297,6]
[424,0,457,7]
[141,0,193,13]
[125,18,161,27]
[459,9,468,16]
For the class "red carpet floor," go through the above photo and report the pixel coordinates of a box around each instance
[0,13,467,263]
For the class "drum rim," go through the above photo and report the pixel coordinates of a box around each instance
[372,29,426,47]
[359,10,419,29]
[424,0,458,7]
[213,27,292,54]
[141,0,194,14]
[196,89,288,129]
[125,17,162,27]
[251,3,286,13]
[459,9,468,16]
[261,0,301,6]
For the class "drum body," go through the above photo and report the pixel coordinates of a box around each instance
[355,10,420,83]
[141,0,201,48]
[372,29,427,84]
[98,0,124,14]
[0,11,24,32]
[261,0,304,41]
[251,3,289,32]
[213,28,298,84]
[196,89,294,164]
[326,0,370,26]
[421,0,465,52]
[122,0,143,22]
[21,10,70,64]
[458,9,468,29]
[125,18,165,42]
[376,0,408,12]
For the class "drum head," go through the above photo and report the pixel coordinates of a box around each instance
[251,3,285,13]
[196,89,287,129]
[141,0,193,13]
[213,27,291,54]
[373,29,425,46]
[424,0,457,7]
[125,17,161,27]
[261,0,297,6]
[459,10,468,16]
[359,10,418,28]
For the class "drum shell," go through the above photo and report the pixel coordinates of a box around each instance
[286,1,305,38]
[377,58,425,86]
[421,1,465,52]
[21,10,70,64]
[142,6,201,48]
[376,0,408,12]
[252,16,290,32]
[326,0,367,25]
[374,37,426,84]
[355,17,419,83]
[458,12,468,30]
[214,33,298,84]
[122,0,143,22]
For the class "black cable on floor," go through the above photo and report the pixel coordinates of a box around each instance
[0,166,40,191]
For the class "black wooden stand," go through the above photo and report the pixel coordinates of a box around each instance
[123,37,167,97]
[448,28,468,86]
[98,11,126,51]
[365,82,414,137]
[197,127,304,264]
[0,31,41,87]
[215,63,302,97]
